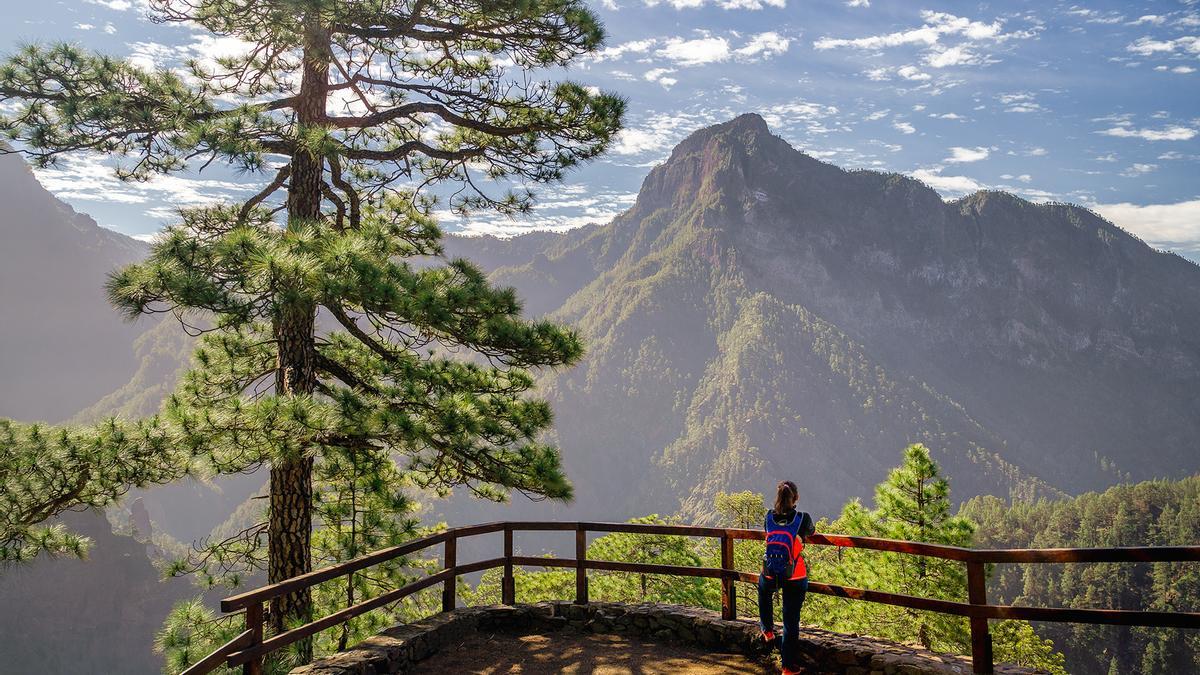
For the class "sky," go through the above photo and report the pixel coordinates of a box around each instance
[2,1,1198,260]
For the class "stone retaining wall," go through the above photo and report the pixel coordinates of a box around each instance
[291,601,1044,675]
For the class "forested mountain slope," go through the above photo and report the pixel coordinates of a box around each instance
[963,478,1200,674]
[444,113,1200,520]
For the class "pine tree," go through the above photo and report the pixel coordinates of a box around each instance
[714,490,767,616]
[989,620,1067,675]
[0,0,623,660]
[0,418,189,561]
[814,444,975,651]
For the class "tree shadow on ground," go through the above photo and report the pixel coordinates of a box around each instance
[409,630,779,674]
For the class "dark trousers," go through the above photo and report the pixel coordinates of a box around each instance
[758,574,808,670]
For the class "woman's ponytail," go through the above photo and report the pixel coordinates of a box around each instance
[773,480,798,516]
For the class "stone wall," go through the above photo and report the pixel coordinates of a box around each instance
[292,602,1045,675]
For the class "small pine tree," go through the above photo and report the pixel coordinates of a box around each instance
[714,490,767,616]
[812,444,975,651]
[990,620,1068,675]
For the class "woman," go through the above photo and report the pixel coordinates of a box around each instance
[758,480,815,675]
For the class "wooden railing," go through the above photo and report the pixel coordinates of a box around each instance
[183,521,1200,675]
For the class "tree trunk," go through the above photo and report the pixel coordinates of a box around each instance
[267,17,329,660]
[269,299,317,641]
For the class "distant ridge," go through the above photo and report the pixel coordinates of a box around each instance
[0,152,152,421]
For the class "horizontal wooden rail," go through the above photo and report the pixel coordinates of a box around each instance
[221,530,452,612]
[179,629,253,675]
[181,521,1200,675]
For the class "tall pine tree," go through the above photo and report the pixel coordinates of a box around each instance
[0,0,623,656]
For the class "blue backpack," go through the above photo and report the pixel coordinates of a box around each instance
[762,510,803,585]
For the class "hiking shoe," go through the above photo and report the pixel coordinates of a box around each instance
[781,668,802,675]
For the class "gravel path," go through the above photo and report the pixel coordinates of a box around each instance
[409,630,780,674]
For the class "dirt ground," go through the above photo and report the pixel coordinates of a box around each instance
[409,630,781,674]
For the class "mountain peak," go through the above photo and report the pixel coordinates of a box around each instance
[669,112,775,157]
[723,112,770,133]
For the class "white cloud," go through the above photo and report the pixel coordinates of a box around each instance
[126,41,176,71]
[643,68,678,88]
[1066,7,1124,25]
[1126,36,1200,57]
[648,32,790,68]
[103,23,118,34]
[657,37,731,66]
[85,0,133,9]
[130,231,166,243]
[446,191,639,237]
[1172,66,1197,74]
[1093,199,1200,253]
[1098,125,1198,141]
[864,109,890,121]
[910,166,983,195]
[998,92,1044,113]
[846,0,870,6]
[34,155,254,215]
[814,11,1030,51]
[945,146,989,163]
[925,44,985,68]
[734,32,790,60]
[1120,163,1158,177]
[896,65,931,81]
[75,23,95,30]
[644,0,786,9]
[814,11,1037,85]
[593,38,656,62]
[1128,15,1166,26]
[608,111,719,157]
[893,121,916,134]
[760,99,840,132]
[611,127,668,155]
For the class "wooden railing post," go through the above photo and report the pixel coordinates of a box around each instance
[243,601,263,675]
[502,524,515,605]
[575,524,588,605]
[721,531,736,620]
[442,534,457,612]
[967,561,993,674]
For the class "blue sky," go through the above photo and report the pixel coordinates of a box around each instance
[3,1,1199,260]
